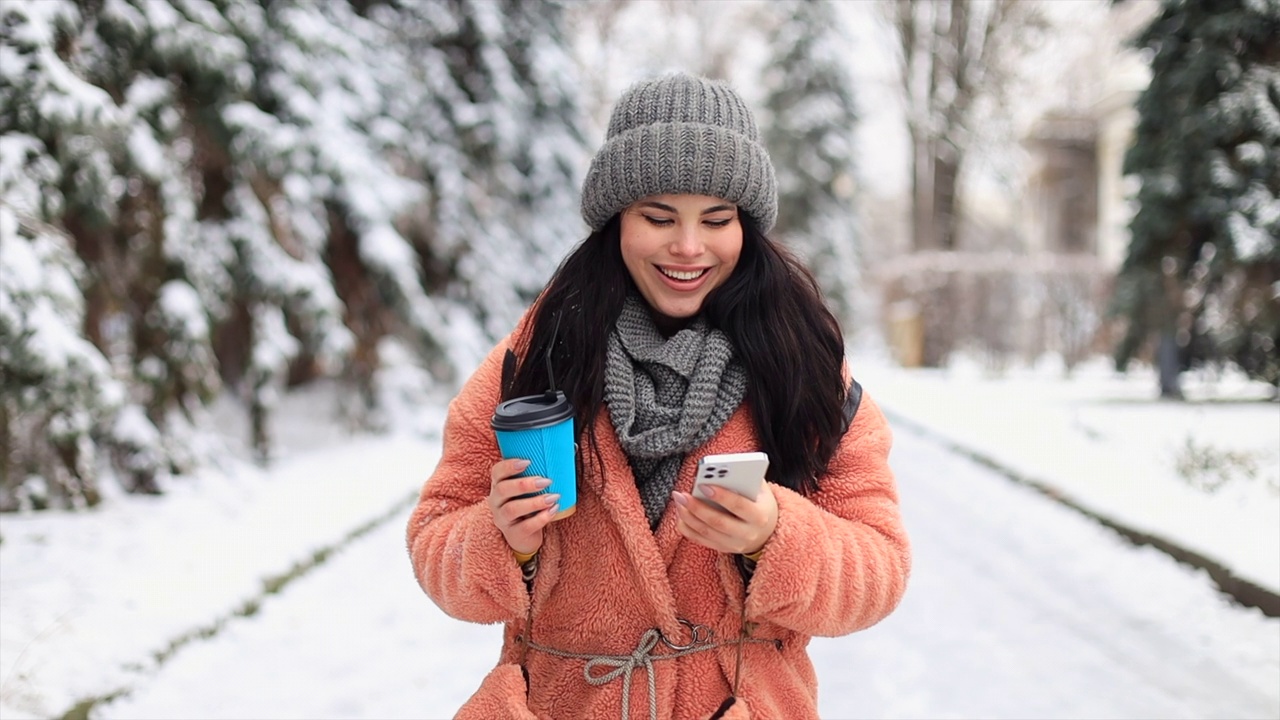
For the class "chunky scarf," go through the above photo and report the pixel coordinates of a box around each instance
[604,296,747,529]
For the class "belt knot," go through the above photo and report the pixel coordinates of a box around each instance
[530,621,721,720]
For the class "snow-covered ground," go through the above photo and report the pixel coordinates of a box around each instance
[1,357,1277,719]
[89,430,1280,719]
[856,355,1280,597]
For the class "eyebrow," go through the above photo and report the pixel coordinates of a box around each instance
[637,201,736,215]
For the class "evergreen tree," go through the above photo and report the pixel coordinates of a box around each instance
[1,0,205,504]
[0,205,124,510]
[1113,0,1280,395]
[376,0,586,346]
[761,0,863,327]
[0,0,587,509]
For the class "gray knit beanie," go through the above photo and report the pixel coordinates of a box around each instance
[580,73,778,232]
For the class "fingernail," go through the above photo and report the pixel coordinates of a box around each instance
[534,478,551,488]
[544,493,560,506]
[672,493,688,507]
[547,504,560,515]
[516,459,532,469]
[702,485,716,497]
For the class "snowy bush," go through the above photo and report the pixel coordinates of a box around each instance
[1173,436,1271,495]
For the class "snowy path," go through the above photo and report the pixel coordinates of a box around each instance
[99,429,1279,720]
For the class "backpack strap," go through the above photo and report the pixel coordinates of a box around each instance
[501,348,518,401]
[841,379,863,435]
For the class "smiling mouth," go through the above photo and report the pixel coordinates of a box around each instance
[658,267,708,281]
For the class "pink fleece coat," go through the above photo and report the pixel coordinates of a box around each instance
[406,332,910,720]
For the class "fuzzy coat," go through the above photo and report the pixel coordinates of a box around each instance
[406,331,911,720]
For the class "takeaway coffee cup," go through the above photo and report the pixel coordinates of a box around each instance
[491,390,577,520]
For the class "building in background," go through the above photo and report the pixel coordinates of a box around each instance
[879,0,1157,371]
[1022,2,1155,273]
[1005,1,1158,371]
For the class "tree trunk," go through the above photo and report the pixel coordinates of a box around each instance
[250,352,272,466]
[908,126,962,253]
[920,279,957,368]
[0,400,14,512]
[911,132,936,251]
[934,149,960,251]
[1157,330,1184,399]
[325,204,387,427]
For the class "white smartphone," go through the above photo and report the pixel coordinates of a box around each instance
[693,451,769,512]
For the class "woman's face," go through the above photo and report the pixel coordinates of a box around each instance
[618,194,743,327]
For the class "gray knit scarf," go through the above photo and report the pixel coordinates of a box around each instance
[604,295,747,529]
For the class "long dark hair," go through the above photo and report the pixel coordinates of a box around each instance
[506,213,847,495]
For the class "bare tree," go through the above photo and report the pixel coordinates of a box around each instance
[567,0,774,136]
[886,0,1044,252]
[565,0,634,134]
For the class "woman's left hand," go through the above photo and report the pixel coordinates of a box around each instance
[670,484,778,556]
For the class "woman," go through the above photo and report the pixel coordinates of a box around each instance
[406,72,910,720]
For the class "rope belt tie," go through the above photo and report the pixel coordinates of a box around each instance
[527,621,724,720]
[584,628,664,720]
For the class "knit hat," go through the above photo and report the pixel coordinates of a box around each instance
[580,73,778,232]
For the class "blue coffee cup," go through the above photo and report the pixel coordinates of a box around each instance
[491,391,577,520]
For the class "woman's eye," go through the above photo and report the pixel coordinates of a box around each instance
[644,215,674,227]
[705,218,732,228]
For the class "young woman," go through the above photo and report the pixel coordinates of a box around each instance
[406,72,910,720]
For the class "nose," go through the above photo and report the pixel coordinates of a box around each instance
[669,225,704,258]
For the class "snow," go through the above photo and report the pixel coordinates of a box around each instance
[157,281,209,342]
[0,136,50,215]
[1230,211,1272,261]
[359,223,423,292]
[0,387,442,719]
[5,0,79,47]
[1237,140,1267,166]
[125,124,166,180]
[1,353,1277,719]
[123,76,170,116]
[112,405,160,449]
[0,221,43,296]
[854,354,1280,594]
[34,31,121,129]
[0,216,114,388]
[1248,69,1280,137]
[250,306,301,411]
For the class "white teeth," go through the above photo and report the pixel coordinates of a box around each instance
[660,267,705,281]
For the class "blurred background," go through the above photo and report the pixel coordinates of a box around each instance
[3,0,1278,504]
[1,1,1278,719]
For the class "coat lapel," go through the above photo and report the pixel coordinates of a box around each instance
[584,413,680,629]
[580,405,761,635]
[653,405,760,563]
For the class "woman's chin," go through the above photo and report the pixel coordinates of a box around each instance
[654,300,703,320]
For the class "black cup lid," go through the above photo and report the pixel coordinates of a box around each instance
[491,391,574,430]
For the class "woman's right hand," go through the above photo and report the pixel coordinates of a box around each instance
[487,458,560,556]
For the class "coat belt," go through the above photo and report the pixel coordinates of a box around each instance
[524,622,724,720]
